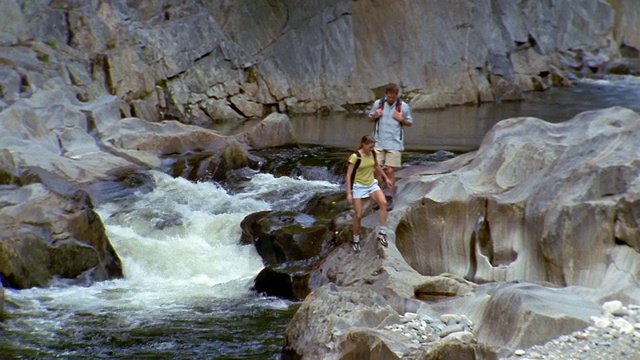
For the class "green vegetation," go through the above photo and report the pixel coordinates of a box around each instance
[35,50,50,62]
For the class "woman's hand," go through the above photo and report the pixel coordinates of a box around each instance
[346,192,353,204]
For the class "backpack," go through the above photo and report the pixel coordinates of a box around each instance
[348,150,377,190]
[373,97,404,140]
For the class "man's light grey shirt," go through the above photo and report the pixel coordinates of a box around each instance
[368,99,413,151]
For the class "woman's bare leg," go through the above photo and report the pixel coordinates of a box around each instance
[370,190,387,227]
[352,198,363,237]
[351,198,364,251]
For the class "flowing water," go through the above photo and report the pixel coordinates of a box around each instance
[1,75,639,359]
[1,172,338,359]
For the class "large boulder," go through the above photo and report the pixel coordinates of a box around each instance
[0,86,159,199]
[392,106,640,298]
[234,112,297,150]
[282,107,640,358]
[0,183,123,289]
[244,191,351,300]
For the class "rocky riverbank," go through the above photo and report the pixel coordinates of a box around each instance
[278,106,640,358]
[2,1,640,359]
[503,301,640,360]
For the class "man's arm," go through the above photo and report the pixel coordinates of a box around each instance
[392,103,413,126]
[392,109,411,126]
[368,100,382,123]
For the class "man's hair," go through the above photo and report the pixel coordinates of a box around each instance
[385,83,399,94]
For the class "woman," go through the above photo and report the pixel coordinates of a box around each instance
[345,135,393,252]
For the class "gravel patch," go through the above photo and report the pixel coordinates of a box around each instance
[501,301,640,360]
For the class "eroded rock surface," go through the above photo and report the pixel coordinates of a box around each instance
[282,107,640,358]
[393,106,640,296]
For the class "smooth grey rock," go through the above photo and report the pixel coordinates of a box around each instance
[0,0,27,40]
[284,107,640,359]
[392,107,640,297]
[234,112,296,150]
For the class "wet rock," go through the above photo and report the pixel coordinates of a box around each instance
[0,183,123,289]
[241,210,329,266]
[244,191,351,299]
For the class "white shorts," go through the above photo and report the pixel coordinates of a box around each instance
[353,180,381,199]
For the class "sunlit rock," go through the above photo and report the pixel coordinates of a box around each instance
[393,106,640,298]
[234,112,297,150]
[100,117,226,155]
[283,107,640,358]
[473,283,601,351]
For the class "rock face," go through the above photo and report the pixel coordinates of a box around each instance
[1,0,639,124]
[394,106,640,295]
[282,107,640,358]
[0,184,123,289]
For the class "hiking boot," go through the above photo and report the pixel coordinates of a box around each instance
[352,240,361,252]
[377,232,388,247]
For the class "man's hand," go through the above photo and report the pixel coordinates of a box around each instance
[392,109,403,122]
[385,177,394,192]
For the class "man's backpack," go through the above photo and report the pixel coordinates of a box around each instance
[374,97,404,140]
[348,150,377,190]
[377,97,402,113]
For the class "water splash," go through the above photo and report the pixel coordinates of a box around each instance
[1,170,330,358]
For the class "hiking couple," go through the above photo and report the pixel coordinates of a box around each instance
[345,83,413,252]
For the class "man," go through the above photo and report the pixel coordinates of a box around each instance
[368,82,413,209]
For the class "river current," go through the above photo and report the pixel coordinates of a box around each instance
[1,75,639,359]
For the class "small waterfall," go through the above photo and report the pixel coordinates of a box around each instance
[1,170,337,358]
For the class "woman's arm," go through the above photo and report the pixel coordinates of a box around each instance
[346,162,355,203]
[375,163,393,189]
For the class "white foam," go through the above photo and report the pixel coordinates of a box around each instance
[7,170,333,319]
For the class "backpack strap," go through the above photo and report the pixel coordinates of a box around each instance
[374,97,404,138]
[349,150,362,190]
[349,150,379,189]
[395,98,404,140]
[374,98,385,136]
